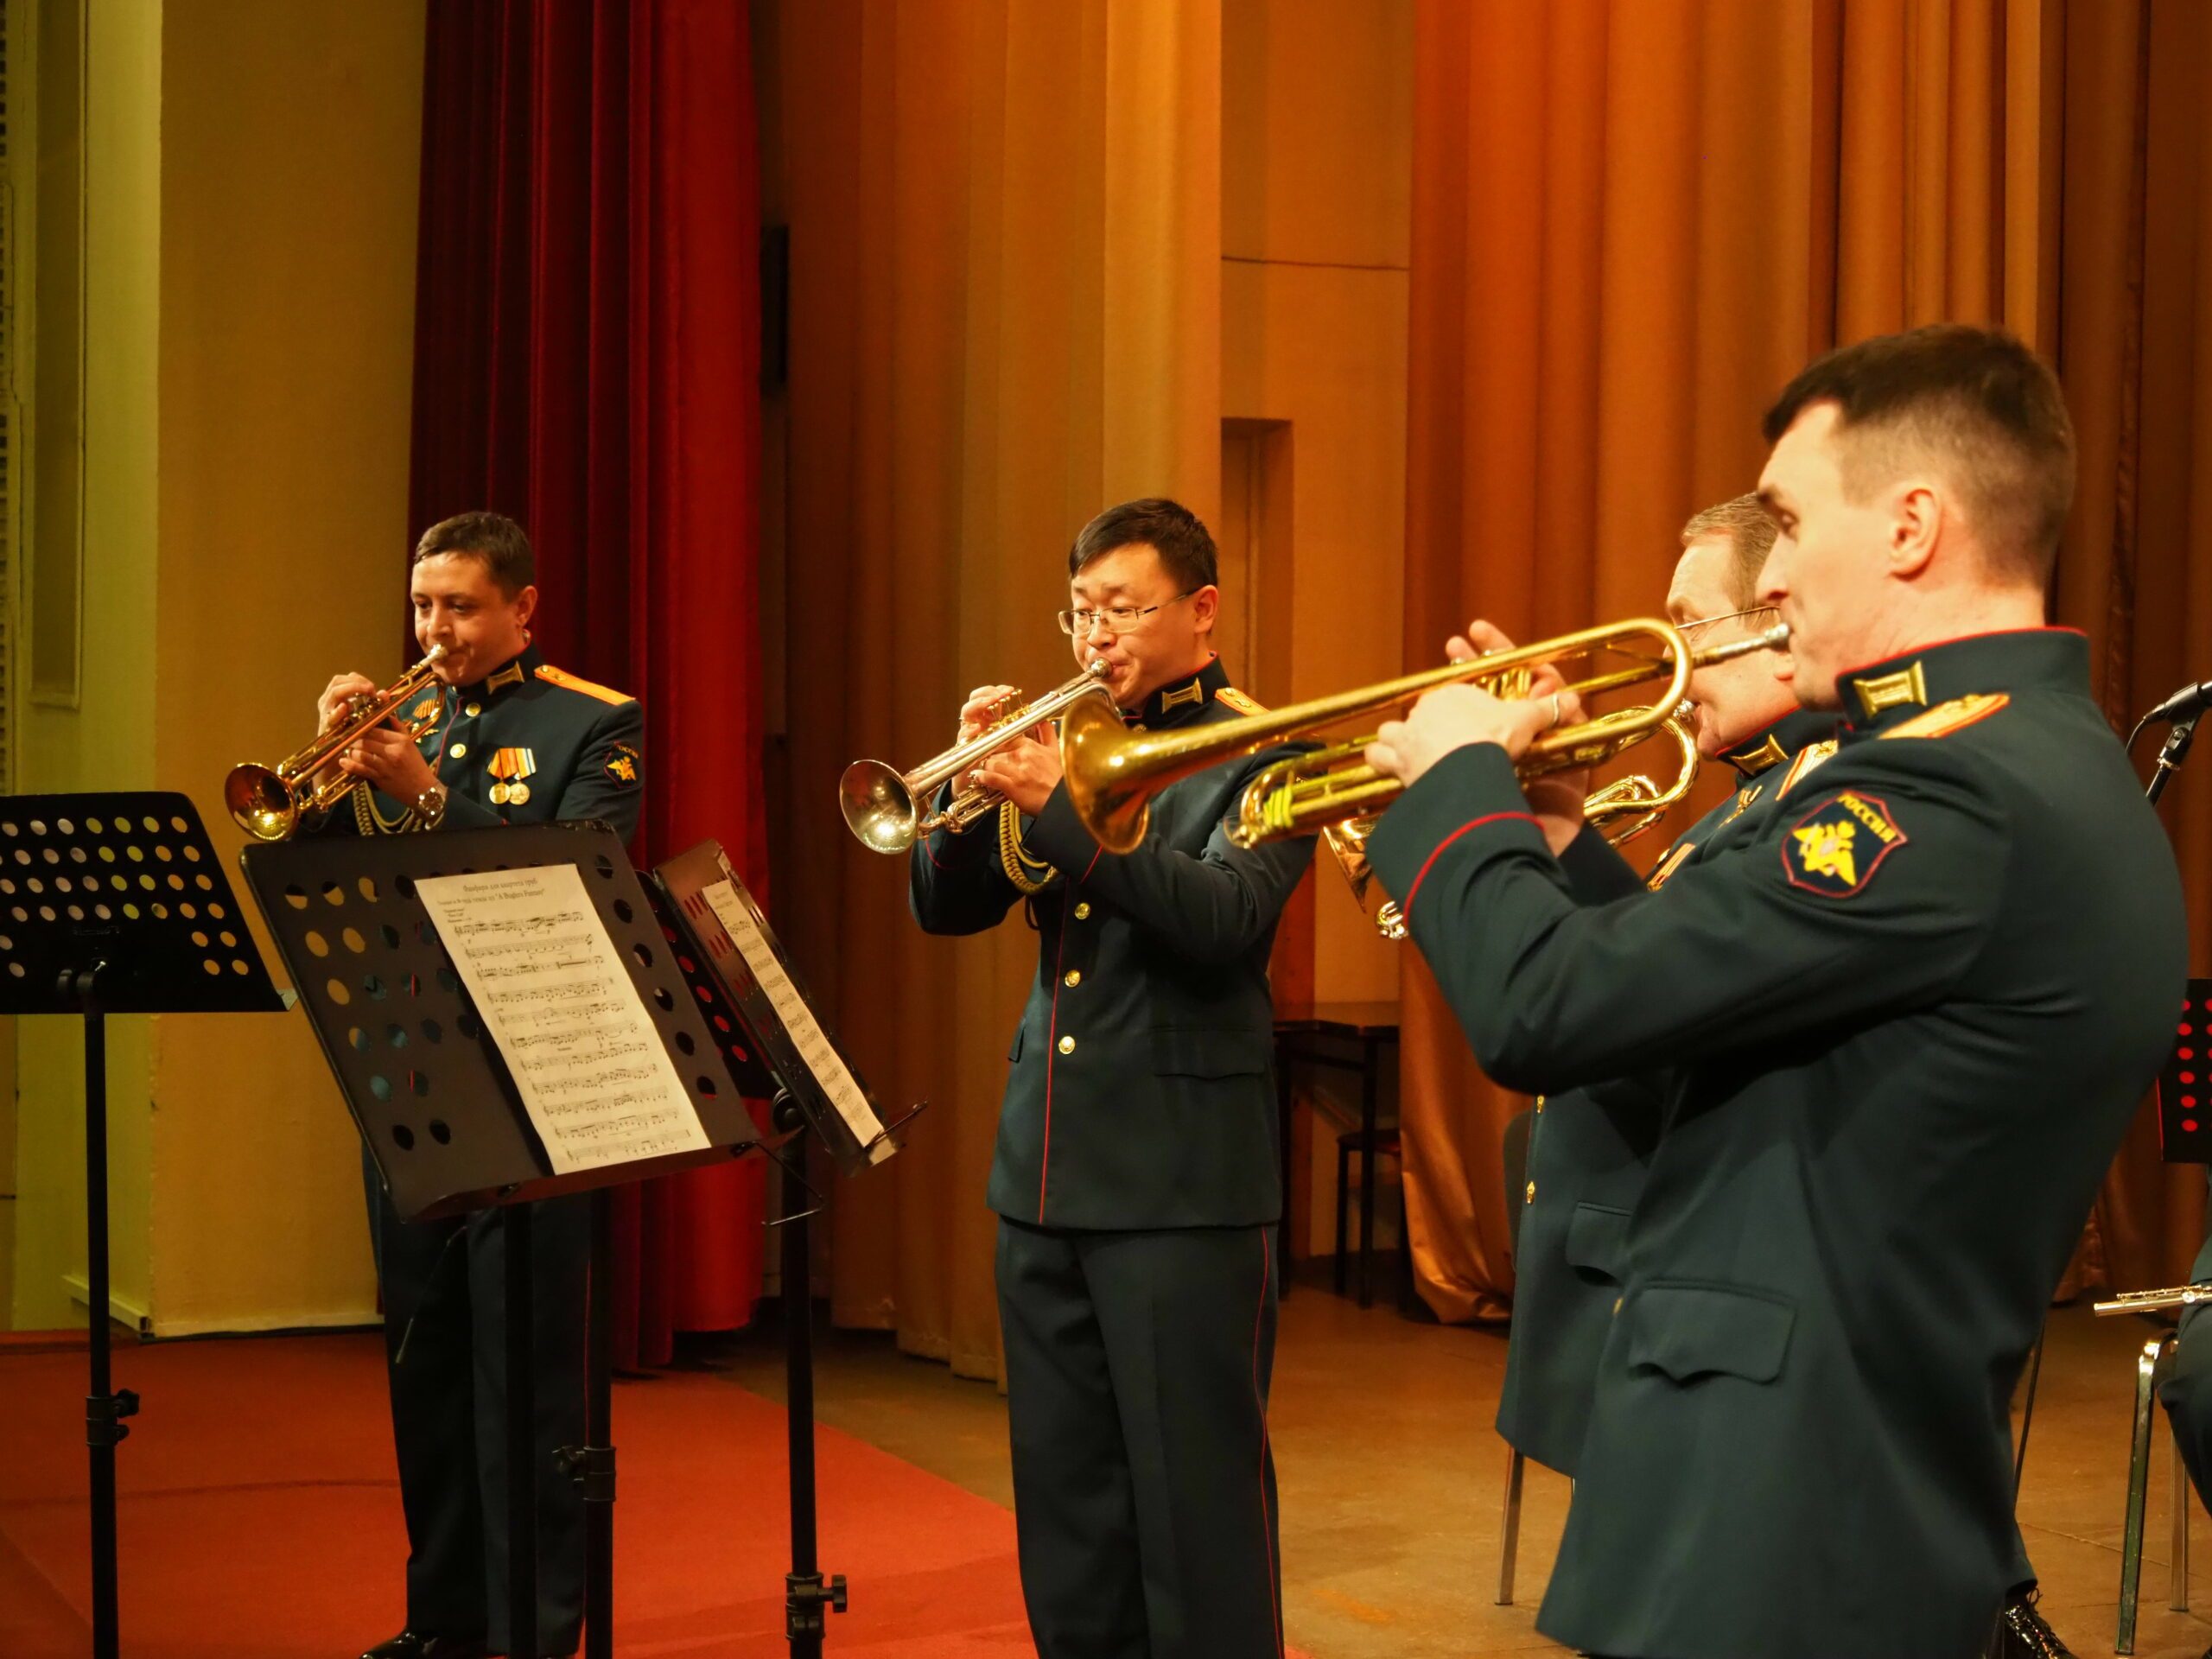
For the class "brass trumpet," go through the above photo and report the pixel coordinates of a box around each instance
[1061,618,1789,854]
[225,645,451,842]
[1581,710,1700,846]
[842,660,1113,854]
[1321,707,1693,943]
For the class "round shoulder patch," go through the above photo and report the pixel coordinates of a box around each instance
[1781,789,1909,898]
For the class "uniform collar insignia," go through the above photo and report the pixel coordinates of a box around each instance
[1158,678,1206,712]
[1135,656,1231,728]
[472,641,541,698]
[1850,661,1928,722]
[1719,708,1839,778]
[1725,734,1788,778]
[1839,629,2088,734]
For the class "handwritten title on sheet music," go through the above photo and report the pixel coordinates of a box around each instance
[416,866,710,1176]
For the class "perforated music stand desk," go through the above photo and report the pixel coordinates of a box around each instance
[0,791,287,1659]
[240,820,759,1659]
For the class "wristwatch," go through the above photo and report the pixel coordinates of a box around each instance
[413,780,449,829]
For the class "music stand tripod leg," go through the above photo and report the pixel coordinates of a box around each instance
[505,1204,539,1659]
[72,967,139,1659]
[559,1191,618,1659]
[777,1091,846,1657]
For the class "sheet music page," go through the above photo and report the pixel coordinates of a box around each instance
[699,878,893,1163]
[416,865,709,1175]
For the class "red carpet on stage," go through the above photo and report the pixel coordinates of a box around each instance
[0,1332,1033,1658]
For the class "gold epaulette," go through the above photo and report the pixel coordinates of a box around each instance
[1877,692,2010,741]
[1217,686,1266,715]
[534,663,634,706]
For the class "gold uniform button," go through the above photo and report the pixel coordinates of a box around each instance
[1613,1296,1624,1316]
[450,742,468,760]
[464,702,481,718]
[1524,1180,1536,1203]
[1064,969,1082,988]
[1057,1035,1076,1055]
[1073,902,1092,920]
[1535,1095,1546,1116]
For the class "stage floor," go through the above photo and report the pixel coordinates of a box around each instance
[3,1274,2210,1657]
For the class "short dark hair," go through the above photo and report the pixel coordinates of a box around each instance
[413,511,536,595]
[1761,324,2075,582]
[1067,498,1218,593]
[1680,494,1780,608]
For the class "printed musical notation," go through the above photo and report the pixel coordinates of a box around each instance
[699,878,893,1165]
[416,866,709,1175]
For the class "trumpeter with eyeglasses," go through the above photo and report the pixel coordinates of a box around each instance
[1497,493,1834,1468]
[907,498,1316,1659]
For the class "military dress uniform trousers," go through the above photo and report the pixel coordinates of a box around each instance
[2163,1307,2212,1524]
[996,1217,1284,1659]
[365,1151,590,1656]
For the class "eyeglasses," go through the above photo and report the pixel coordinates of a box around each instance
[1677,605,1781,647]
[1057,591,1197,638]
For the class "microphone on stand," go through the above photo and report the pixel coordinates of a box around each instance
[2145,678,2212,725]
[2133,673,2211,806]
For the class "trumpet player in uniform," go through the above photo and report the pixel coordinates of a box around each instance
[1496,493,2072,1656]
[1363,326,2184,1659]
[303,512,644,1659]
[1498,493,1834,1481]
[907,498,1316,1659]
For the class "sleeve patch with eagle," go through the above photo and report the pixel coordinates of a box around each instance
[603,743,642,788]
[1782,790,1909,898]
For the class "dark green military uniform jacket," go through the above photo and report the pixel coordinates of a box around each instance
[1500,709,1838,1477]
[314,642,645,843]
[1369,630,2187,1659]
[909,658,1317,1230]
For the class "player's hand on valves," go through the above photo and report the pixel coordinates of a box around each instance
[972,735,1065,819]
[1436,620,1588,852]
[1366,617,1581,795]
[340,725,441,803]
[316,671,380,734]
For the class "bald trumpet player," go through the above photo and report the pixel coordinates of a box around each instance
[906,498,1314,1659]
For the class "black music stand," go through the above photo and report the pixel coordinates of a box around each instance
[240,822,760,1659]
[650,841,916,1659]
[0,792,287,1659]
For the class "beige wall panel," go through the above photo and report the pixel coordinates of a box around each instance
[147,0,425,1333]
[1222,257,1406,1005]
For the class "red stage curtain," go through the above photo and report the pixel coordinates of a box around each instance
[407,0,769,1367]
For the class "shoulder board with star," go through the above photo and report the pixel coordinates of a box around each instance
[534,664,635,706]
[1216,687,1267,716]
[1876,692,2010,741]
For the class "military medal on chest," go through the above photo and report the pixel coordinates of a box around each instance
[486,746,537,807]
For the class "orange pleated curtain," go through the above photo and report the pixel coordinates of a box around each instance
[767,0,1222,1376]
[1402,0,2212,1322]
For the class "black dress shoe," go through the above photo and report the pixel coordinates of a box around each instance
[1987,1589,2074,1659]
[361,1632,491,1659]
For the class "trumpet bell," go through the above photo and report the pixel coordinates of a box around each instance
[840,760,921,855]
[1059,694,1153,855]
[225,763,299,842]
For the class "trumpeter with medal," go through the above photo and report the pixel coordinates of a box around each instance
[908,499,1316,1659]
[306,511,645,1659]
